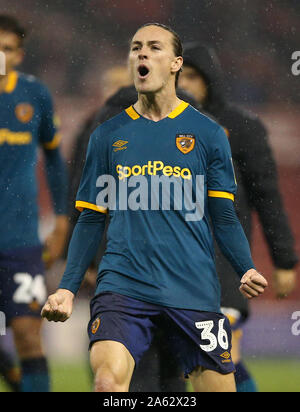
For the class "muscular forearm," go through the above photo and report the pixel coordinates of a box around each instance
[209,197,255,278]
[59,209,106,295]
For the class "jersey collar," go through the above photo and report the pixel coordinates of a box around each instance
[3,71,18,94]
[125,101,189,121]
[168,101,189,119]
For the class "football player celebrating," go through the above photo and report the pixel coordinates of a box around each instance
[42,23,267,393]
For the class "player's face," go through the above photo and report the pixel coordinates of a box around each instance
[0,31,24,73]
[178,65,208,105]
[129,25,182,94]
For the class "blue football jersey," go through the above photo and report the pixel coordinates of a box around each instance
[0,71,60,250]
[76,102,237,312]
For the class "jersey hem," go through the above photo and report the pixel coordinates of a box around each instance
[95,287,222,314]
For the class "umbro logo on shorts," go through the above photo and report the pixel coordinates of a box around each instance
[220,351,231,363]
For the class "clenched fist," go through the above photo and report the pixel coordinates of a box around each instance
[41,289,74,322]
[240,269,268,299]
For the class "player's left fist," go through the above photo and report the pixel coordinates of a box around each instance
[239,269,268,299]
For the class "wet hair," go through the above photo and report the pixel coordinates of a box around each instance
[0,15,26,47]
[136,22,183,86]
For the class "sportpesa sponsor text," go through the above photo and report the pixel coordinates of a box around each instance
[116,161,192,180]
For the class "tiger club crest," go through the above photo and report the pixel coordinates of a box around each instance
[91,317,101,335]
[176,134,195,154]
[15,103,34,123]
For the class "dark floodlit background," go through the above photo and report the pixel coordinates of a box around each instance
[0,0,299,392]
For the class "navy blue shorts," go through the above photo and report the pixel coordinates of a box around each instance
[88,292,235,377]
[0,246,46,325]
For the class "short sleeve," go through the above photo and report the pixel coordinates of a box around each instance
[207,126,237,201]
[39,85,61,150]
[75,129,109,214]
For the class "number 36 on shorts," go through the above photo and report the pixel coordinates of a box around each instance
[195,319,229,352]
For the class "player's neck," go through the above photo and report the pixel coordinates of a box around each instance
[0,73,9,93]
[135,86,182,122]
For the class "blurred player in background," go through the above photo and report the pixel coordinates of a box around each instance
[100,64,132,102]
[0,15,69,392]
[178,43,298,392]
[42,23,268,393]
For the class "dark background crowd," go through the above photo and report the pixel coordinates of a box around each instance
[1,0,299,105]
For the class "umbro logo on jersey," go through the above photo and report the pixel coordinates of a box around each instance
[113,140,128,152]
[176,134,195,154]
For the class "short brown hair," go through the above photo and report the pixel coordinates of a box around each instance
[0,15,26,47]
[137,23,183,86]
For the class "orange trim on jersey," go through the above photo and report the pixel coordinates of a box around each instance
[208,191,235,201]
[4,71,18,93]
[125,106,140,120]
[168,101,189,119]
[75,201,108,214]
[43,133,61,150]
[125,101,189,121]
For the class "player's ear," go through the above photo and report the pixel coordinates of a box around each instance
[171,56,183,75]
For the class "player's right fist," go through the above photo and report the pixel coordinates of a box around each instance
[41,289,74,322]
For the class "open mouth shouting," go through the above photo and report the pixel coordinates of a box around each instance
[137,64,150,80]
